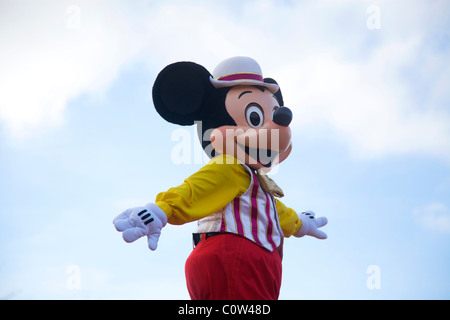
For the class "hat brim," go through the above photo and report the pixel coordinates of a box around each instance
[210,77,279,94]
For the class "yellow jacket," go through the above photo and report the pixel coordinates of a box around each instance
[155,154,302,238]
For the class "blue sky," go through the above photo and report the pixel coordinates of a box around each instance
[1,0,449,299]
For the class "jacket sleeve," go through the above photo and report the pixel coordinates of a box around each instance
[155,154,250,225]
[276,199,302,237]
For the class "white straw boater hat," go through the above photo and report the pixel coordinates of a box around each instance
[210,56,279,93]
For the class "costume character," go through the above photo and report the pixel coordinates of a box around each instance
[113,56,328,300]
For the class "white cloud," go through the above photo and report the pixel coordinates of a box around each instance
[0,1,144,139]
[268,0,450,162]
[413,202,450,234]
[278,39,450,161]
[1,0,449,163]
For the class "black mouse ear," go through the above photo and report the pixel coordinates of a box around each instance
[152,62,214,125]
[264,77,284,106]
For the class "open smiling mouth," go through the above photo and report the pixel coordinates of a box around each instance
[236,142,279,168]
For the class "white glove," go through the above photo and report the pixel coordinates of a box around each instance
[295,211,328,239]
[113,203,168,250]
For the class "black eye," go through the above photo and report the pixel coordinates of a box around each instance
[245,104,264,128]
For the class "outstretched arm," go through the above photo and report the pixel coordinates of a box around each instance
[113,154,250,250]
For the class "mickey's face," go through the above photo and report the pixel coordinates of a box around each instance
[152,60,293,171]
[210,85,292,171]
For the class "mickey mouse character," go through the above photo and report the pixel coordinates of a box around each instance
[113,56,328,300]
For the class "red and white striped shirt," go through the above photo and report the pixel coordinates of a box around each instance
[196,164,283,251]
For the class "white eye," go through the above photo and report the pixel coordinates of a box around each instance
[245,104,264,128]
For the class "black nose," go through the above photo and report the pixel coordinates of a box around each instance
[273,107,293,127]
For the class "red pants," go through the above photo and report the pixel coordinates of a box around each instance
[185,233,282,300]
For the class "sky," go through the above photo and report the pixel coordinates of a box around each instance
[0,0,449,300]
